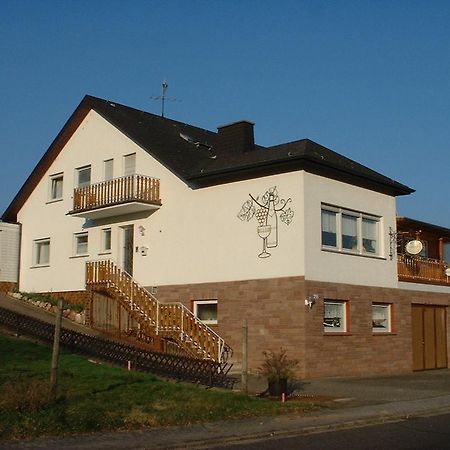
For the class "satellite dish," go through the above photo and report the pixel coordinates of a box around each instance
[445,268,450,277]
[405,240,423,255]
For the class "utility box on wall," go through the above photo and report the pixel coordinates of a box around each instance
[0,222,20,283]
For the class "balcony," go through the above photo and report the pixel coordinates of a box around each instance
[398,254,450,286]
[68,175,161,220]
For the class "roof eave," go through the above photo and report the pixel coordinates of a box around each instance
[186,155,414,197]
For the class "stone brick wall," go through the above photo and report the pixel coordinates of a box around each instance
[154,277,307,376]
[0,282,17,293]
[155,278,450,379]
[47,290,91,307]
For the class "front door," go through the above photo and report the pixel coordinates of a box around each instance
[121,225,134,276]
[412,305,447,370]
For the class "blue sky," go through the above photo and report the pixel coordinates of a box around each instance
[1,0,449,226]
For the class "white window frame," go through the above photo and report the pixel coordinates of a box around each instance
[123,153,136,177]
[104,159,114,181]
[73,232,89,257]
[33,238,50,267]
[321,204,381,257]
[100,228,112,253]
[324,300,347,333]
[372,303,392,333]
[48,172,64,201]
[193,300,218,325]
[75,165,91,188]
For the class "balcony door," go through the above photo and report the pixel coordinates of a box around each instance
[412,305,447,370]
[121,225,134,276]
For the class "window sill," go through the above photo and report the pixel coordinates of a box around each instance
[373,332,396,336]
[321,247,386,260]
[69,254,89,259]
[31,264,50,269]
[46,198,63,204]
[323,332,351,336]
[98,251,112,256]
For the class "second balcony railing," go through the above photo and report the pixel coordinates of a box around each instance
[70,174,161,215]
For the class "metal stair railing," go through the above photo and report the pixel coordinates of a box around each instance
[86,260,231,362]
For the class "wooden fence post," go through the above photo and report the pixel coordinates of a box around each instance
[50,298,63,400]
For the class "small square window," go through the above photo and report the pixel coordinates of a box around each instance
[193,300,218,325]
[372,303,392,333]
[324,300,347,332]
[33,238,50,266]
[74,232,88,256]
[101,228,112,253]
[76,165,91,188]
[49,173,63,201]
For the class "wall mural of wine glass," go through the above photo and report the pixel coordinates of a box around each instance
[237,186,294,258]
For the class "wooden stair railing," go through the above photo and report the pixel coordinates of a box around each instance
[86,260,232,362]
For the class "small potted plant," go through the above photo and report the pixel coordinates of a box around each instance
[259,348,299,397]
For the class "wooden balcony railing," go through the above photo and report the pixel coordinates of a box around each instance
[86,260,232,363]
[71,175,160,214]
[398,254,450,285]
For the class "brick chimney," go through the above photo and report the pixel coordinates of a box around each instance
[216,120,255,155]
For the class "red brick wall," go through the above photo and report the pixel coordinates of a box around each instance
[46,290,91,307]
[155,278,450,379]
[0,282,17,293]
[155,277,307,376]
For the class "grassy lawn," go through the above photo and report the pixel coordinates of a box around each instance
[0,334,316,440]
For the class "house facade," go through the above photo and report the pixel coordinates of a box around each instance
[2,95,449,378]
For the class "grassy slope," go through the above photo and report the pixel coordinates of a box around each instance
[0,334,314,440]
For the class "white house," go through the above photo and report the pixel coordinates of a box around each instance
[2,95,449,377]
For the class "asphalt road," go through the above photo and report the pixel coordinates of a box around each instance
[211,413,450,450]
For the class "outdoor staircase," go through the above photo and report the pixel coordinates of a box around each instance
[85,260,232,363]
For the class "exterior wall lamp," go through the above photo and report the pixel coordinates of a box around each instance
[305,294,319,308]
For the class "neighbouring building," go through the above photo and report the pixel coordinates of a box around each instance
[2,95,449,377]
[0,222,20,292]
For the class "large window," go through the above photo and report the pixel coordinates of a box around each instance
[76,165,91,188]
[33,238,50,266]
[73,232,88,256]
[193,300,218,325]
[49,173,63,201]
[324,300,347,333]
[372,303,392,333]
[321,205,381,256]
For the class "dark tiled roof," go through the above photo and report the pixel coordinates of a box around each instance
[2,95,414,223]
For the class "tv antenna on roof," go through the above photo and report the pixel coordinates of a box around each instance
[150,80,180,117]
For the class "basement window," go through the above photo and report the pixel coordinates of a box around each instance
[372,303,392,333]
[324,300,347,333]
[193,300,218,325]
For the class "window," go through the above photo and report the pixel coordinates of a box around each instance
[123,153,136,176]
[101,228,112,253]
[33,238,50,266]
[321,205,381,256]
[104,159,114,181]
[49,173,63,201]
[74,232,88,256]
[445,242,450,264]
[76,165,91,188]
[372,303,392,333]
[193,300,218,325]
[324,300,347,332]
[321,209,337,247]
